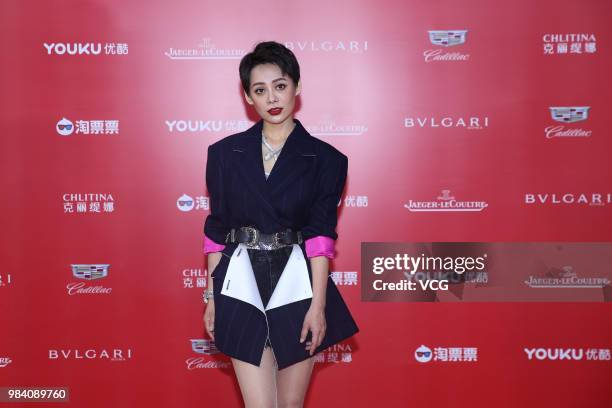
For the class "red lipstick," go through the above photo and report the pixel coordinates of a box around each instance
[267,107,283,115]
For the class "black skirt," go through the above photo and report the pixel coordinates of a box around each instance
[211,242,359,370]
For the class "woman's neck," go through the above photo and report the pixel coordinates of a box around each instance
[262,117,296,145]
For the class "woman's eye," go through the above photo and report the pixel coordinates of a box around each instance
[255,88,264,94]
[277,83,286,90]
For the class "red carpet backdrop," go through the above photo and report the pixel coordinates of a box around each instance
[1,0,611,406]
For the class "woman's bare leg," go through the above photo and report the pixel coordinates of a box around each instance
[276,355,316,408]
[231,347,278,408]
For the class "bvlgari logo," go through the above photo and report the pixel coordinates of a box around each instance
[283,40,368,53]
[48,348,132,361]
[524,192,612,206]
[67,264,112,295]
[404,115,489,130]
[404,190,488,212]
[424,30,470,62]
[524,265,610,289]
[186,339,230,370]
[545,106,592,138]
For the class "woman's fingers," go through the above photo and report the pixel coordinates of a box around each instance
[299,323,310,343]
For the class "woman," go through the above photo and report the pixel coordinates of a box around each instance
[202,41,359,407]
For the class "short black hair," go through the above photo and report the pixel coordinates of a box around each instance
[239,41,300,96]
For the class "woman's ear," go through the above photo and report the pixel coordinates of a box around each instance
[295,79,302,96]
[243,90,253,105]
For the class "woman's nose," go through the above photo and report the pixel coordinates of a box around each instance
[267,90,278,103]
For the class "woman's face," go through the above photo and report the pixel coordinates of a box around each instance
[244,63,301,124]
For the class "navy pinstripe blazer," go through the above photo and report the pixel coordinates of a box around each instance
[203,117,348,247]
[203,118,358,369]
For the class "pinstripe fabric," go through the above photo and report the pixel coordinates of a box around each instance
[204,118,359,369]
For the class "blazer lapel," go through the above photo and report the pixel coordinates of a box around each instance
[231,119,316,220]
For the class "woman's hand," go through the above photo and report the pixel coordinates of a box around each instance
[203,299,215,341]
[300,305,326,355]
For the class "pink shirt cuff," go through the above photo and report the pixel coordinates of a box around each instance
[305,236,335,259]
[203,234,226,254]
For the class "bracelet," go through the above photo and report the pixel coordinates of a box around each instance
[203,289,214,304]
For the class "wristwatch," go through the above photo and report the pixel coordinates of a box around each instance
[203,289,214,304]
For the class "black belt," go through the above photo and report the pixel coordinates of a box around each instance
[225,226,303,246]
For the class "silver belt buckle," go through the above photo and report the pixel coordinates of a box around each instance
[243,226,259,246]
[273,232,281,247]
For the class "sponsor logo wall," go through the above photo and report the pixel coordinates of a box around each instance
[2,0,610,407]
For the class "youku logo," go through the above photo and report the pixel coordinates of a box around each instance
[524,348,611,361]
[404,189,488,212]
[545,106,592,138]
[424,30,470,62]
[44,42,128,56]
[165,119,250,133]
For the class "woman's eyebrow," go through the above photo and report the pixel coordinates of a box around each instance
[251,77,287,87]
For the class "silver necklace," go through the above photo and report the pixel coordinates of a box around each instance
[261,131,286,161]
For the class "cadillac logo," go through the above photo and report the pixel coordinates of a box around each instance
[428,30,468,47]
[190,339,219,355]
[549,106,590,123]
[71,264,109,280]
